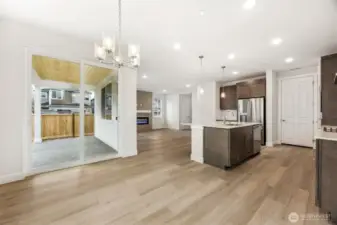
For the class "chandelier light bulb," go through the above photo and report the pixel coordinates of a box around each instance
[94,43,106,60]
[243,0,256,10]
[221,92,226,98]
[94,1,140,68]
[102,35,115,52]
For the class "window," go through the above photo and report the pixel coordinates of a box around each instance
[50,90,64,100]
[101,83,112,120]
[153,97,162,117]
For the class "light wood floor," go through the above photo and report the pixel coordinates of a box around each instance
[0,130,331,225]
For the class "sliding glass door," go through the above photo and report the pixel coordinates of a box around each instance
[82,61,119,162]
[29,56,119,174]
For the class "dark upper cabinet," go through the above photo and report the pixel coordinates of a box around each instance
[250,78,266,98]
[220,85,237,110]
[237,82,251,99]
[237,78,266,99]
[321,54,337,126]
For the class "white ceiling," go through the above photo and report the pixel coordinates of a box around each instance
[1,0,337,93]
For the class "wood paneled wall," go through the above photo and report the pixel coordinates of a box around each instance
[74,115,95,137]
[42,115,73,140]
[33,114,94,141]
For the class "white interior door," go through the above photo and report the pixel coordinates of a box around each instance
[281,76,314,147]
[179,94,192,130]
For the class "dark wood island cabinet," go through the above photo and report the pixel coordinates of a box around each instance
[316,138,337,223]
[203,123,262,169]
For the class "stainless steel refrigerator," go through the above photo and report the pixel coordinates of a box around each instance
[238,97,265,145]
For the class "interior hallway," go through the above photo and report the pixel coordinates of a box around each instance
[0,130,328,225]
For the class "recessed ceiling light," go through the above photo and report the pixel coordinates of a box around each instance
[199,10,205,16]
[173,43,181,50]
[285,57,294,63]
[271,38,283,45]
[228,53,235,60]
[142,74,148,79]
[243,0,256,10]
[163,89,167,93]
[185,84,191,88]
[232,71,239,75]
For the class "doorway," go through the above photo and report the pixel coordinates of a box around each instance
[179,93,192,130]
[26,52,119,175]
[280,75,314,147]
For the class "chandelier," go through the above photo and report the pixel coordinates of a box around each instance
[94,0,140,68]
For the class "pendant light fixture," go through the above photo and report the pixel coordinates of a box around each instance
[198,55,205,95]
[220,66,226,99]
[94,0,140,68]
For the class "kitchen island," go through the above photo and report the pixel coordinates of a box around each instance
[186,122,262,169]
[315,130,337,223]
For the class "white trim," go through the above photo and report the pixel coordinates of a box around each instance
[277,73,317,147]
[266,141,274,147]
[34,138,43,144]
[28,154,119,176]
[191,154,204,164]
[0,173,25,185]
[137,110,152,113]
[218,75,266,87]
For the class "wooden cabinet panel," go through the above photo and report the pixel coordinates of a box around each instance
[237,78,266,99]
[250,78,266,97]
[321,54,337,126]
[220,85,237,110]
[237,82,251,99]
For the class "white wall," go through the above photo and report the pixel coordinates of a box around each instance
[152,94,167,129]
[166,94,180,130]
[118,67,137,157]
[192,81,217,124]
[0,19,94,183]
[266,70,278,146]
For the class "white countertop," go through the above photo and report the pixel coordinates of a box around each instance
[315,130,337,141]
[181,122,261,129]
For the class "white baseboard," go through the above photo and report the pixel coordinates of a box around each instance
[266,141,274,147]
[121,150,138,158]
[34,138,42,144]
[0,173,25,185]
[191,154,204,164]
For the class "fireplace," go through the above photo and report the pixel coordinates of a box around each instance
[137,117,149,125]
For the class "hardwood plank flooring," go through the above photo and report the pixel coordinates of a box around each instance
[0,129,331,225]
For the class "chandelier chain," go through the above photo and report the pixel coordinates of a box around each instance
[118,0,122,57]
